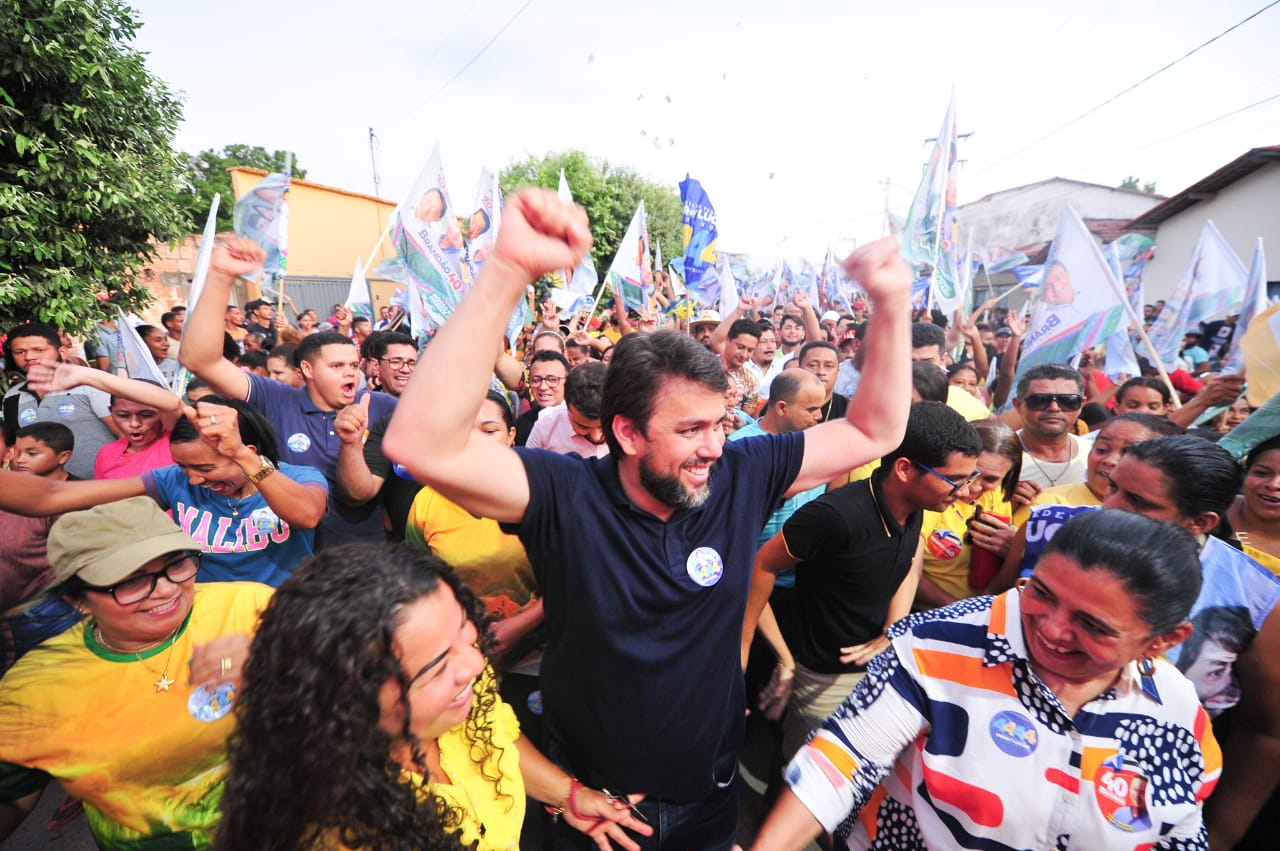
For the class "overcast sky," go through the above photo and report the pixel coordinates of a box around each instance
[129,0,1280,266]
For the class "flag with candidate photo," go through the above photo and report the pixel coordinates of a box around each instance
[1101,243,1141,379]
[233,172,289,277]
[1222,238,1267,373]
[1146,220,1248,367]
[555,169,598,295]
[1008,206,1129,402]
[605,201,652,312]
[464,168,501,282]
[390,144,467,332]
[679,175,721,308]
[981,244,1029,275]
[901,90,959,311]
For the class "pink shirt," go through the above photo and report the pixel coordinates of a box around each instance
[93,432,175,479]
[526,403,609,459]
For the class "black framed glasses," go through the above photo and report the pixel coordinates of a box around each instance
[529,375,564,387]
[379,356,418,371]
[913,461,980,496]
[88,552,201,605]
[1022,393,1083,411]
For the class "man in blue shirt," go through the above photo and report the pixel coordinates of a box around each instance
[179,248,396,549]
[383,188,913,850]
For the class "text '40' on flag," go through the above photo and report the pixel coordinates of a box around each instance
[679,175,720,308]
[1009,206,1129,399]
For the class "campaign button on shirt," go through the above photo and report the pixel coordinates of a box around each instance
[18,408,38,425]
[686,546,724,587]
[287,432,311,453]
[56,402,76,417]
[989,710,1038,757]
[927,528,963,560]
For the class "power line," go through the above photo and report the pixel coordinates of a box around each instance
[974,0,1280,177]
[380,0,537,128]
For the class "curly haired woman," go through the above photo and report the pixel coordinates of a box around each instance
[217,544,651,850]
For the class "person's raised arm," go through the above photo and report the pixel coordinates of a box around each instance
[178,238,260,401]
[990,309,1024,410]
[792,291,823,345]
[188,400,326,528]
[383,189,591,524]
[787,238,912,495]
[0,470,145,515]
[334,395,383,505]
[1168,372,1247,430]
[26,362,183,431]
[709,295,754,355]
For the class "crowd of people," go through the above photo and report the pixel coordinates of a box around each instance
[0,186,1275,850]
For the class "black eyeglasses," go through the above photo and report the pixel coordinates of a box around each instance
[87,552,201,605]
[529,375,564,387]
[1022,393,1083,412]
[913,461,980,496]
[379,357,418,371]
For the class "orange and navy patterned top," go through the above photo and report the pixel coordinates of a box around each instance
[786,589,1220,850]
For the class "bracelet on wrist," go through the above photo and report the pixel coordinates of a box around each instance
[543,776,581,822]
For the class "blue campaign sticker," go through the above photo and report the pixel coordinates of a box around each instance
[188,681,237,723]
[287,432,311,453]
[250,507,279,534]
[686,546,724,587]
[527,689,543,716]
[18,408,38,425]
[56,402,76,417]
[989,710,1039,757]
[392,462,416,481]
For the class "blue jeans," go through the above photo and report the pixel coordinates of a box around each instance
[543,753,739,851]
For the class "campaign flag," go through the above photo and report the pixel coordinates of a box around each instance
[464,168,501,282]
[556,170,598,295]
[911,275,931,311]
[344,257,373,320]
[116,308,167,386]
[1101,244,1141,379]
[667,262,686,297]
[901,90,959,310]
[679,175,721,308]
[389,143,468,334]
[233,172,290,278]
[1222,238,1267,373]
[185,194,220,329]
[1146,220,1248,367]
[1008,206,1129,401]
[605,201,652,312]
[820,248,841,308]
[774,260,795,305]
[796,259,821,307]
[1013,265,1044,289]
[718,256,741,313]
[981,245,1030,275]
[654,239,662,273]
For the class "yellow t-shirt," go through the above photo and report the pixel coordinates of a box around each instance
[0,582,272,850]
[1017,480,1102,528]
[405,486,537,621]
[918,489,1013,605]
[946,384,991,422]
[1242,543,1280,577]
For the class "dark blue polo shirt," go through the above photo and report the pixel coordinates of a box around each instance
[507,431,804,802]
[244,373,397,548]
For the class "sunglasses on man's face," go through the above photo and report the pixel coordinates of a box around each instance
[1022,393,1083,412]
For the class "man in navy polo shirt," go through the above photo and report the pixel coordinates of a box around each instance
[384,188,912,850]
[179,241,396,549]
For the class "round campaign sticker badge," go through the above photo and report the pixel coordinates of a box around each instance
[1095,754,1152,832]
[527,690,543,716]
[18,408,38,426]
[926,529,963,560]
[686,547,724,587]
[188,681,237,723]
[392,462,416,481]
[287,432,311,453]
[989,710,1039,757]
[56,402,77,418]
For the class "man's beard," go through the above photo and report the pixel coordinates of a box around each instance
[638,454,712,511]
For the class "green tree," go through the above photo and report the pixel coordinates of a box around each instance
[1119,175,1158,194]
[180,145,306,232]
[0,0,189,334]
[500,150,681,281]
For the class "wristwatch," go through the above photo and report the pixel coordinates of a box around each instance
[247,454,277,485]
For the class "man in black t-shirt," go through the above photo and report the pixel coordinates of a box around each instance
[743,401,982,759]
[242,299,278,350]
